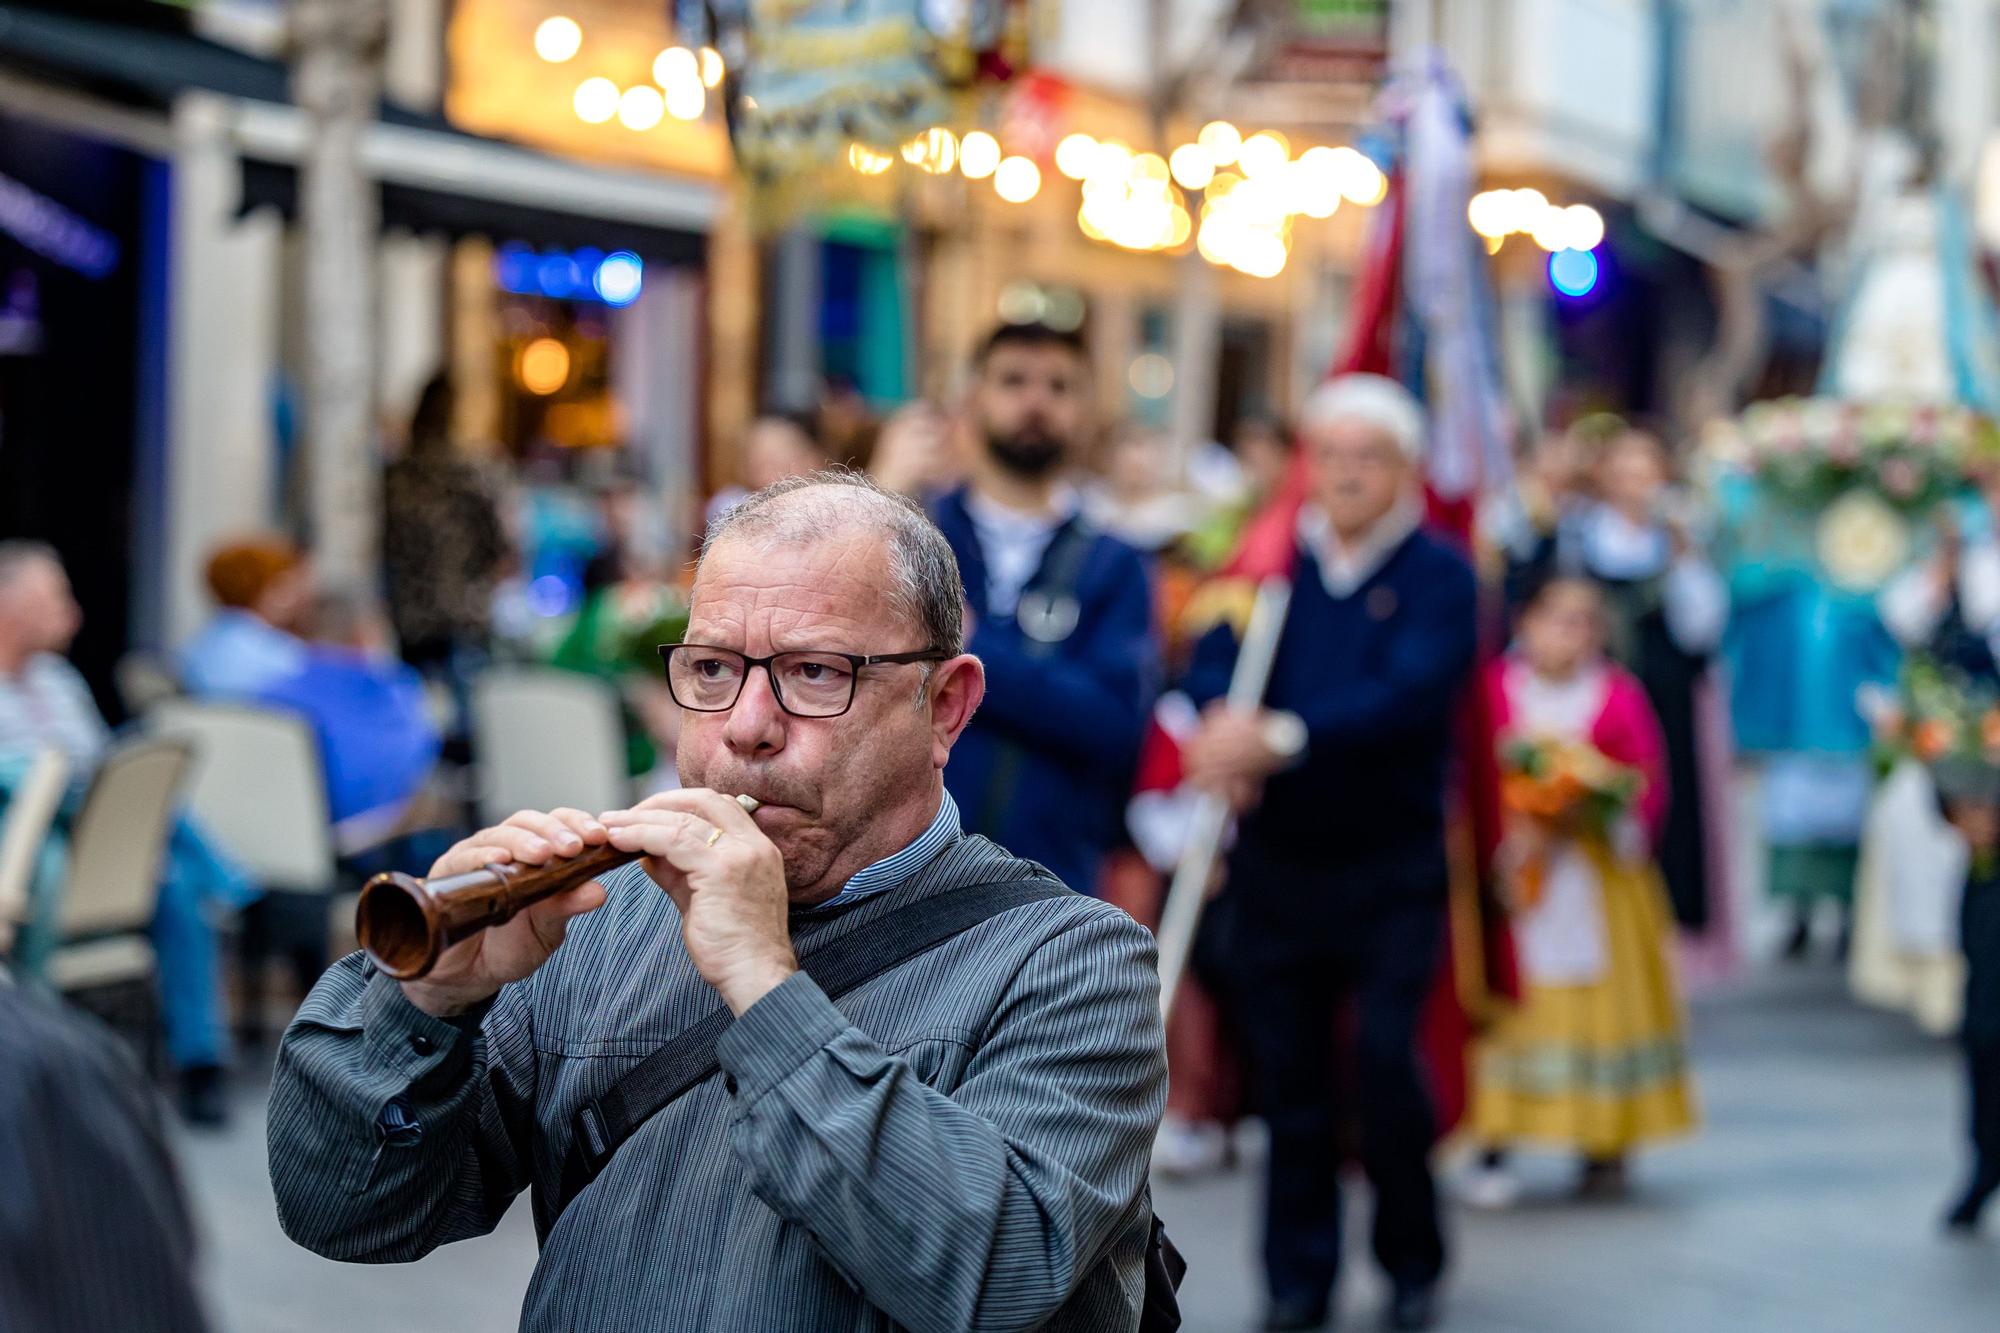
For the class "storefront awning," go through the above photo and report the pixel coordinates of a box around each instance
[0,2,714,262]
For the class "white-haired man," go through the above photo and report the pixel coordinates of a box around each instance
[1181,374,1477,1331]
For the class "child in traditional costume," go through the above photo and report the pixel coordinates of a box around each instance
[1463,578,1698,1205]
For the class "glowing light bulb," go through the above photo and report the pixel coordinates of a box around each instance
[518,338,571,395]
[902,127,958,175]
[1563,204,1605,251]
[618,84,665,131]
[593,252,644,306]
[534,16,583,63]
[654,46,699,90]
[1550,247,1599,297]
[959,131,1001,179]
[1238,132,1290,178]
[573,77,620,124]
[665,79,705,121]
[1170,144,1214,191]
[848,142,894,175]
[1055,134,1098,180]
[994,156,1042,203]
[1197,121,1242,165]
[1467,189,1513,238]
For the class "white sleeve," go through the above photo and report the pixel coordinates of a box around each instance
[1877,561,1948,647]
[1662,555,1728,654]
[1958,545,2000,634]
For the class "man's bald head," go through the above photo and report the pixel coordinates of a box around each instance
[0,540,81,662]
[701,470,965,656]
[679,470,985,903]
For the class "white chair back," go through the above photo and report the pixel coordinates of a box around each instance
[60,737,191,938]
[147,699,336,892]
[115,651,182,716]
[0,747,70,943]
[471,667,630,824]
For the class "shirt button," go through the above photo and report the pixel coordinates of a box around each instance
[410,1033,436,1056]
[723,1074,738,1096]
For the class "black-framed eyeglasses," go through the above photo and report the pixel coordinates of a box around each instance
[657,643,952,719]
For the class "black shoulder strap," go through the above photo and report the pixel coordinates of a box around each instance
[544,875,1070,1238]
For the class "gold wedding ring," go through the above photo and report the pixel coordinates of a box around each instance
[704,793,760,847]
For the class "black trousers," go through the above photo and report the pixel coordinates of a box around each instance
[1969,1040,2000,1195]
[1224,900,1447,1306]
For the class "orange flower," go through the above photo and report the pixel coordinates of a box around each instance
[1981,710,2000,753]
[1914,719,1955,761]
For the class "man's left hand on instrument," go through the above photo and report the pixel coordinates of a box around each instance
[600,789,796,1015]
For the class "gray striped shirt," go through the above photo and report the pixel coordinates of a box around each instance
[268,833,1166,1330]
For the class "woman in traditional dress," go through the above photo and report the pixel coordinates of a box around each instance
[1854,501,2000,1034]
[1566,429,1731,940]
[1462,578,1698,1205]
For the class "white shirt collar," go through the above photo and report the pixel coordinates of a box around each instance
[1297,496,1423,598]
[964,487,1080,618]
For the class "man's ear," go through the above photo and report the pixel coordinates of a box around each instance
[927,654,986,769]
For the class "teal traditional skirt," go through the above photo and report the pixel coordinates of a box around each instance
[1767,844,1860,906]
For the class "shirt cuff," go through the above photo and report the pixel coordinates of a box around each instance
[715,971,849,1104]
[358,969,483,1082]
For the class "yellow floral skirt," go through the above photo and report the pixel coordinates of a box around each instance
[1471,852,1699,1156]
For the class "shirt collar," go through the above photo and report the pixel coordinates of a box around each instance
[806,789,962,913]
[1297,495,1423,598]
[963,484,1079,535]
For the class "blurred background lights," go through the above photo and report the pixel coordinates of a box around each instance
[534,16,583,63]
[592,251,644,306]
[698,46,725,88]
[1055,134,1098,180]
[573,76,619,124]
[1129,353,1175,398]
[1467,189,1605,251]
[994,156,1041,203]
[665,79,705,121]
[1562,204,1606,251]
[958,131,1001,179]
[654,46,699,89]
[902,127,958,175]
[537,252,584,297]
[1330,146,1386,204]
[517,337,572,395]
[1238,132,1290,178]
[1197,121,1243,165]
[848,143,894,175]
[1550,247,1600,297]
[618,84,665,131]
[1170,144,1214,191]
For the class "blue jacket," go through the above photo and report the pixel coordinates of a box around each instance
[930,488,1158,892]
[1184,529,1477,903]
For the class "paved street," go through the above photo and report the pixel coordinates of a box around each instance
[182,963,2000,1332]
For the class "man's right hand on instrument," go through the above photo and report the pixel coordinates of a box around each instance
[399,808,611,1018]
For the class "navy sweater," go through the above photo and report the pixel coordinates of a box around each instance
[930,488,1158,893]
[1184,529,1478,896]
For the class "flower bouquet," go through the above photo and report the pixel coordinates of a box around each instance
[1707,397,1996,514]
[1870,656,2000,797]
[1497,735,1644,909]
[1704,397,2000,592]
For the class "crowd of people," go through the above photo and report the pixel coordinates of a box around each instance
[4,318,2000,1331]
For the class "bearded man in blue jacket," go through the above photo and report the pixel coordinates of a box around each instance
[928,323,1158,894]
